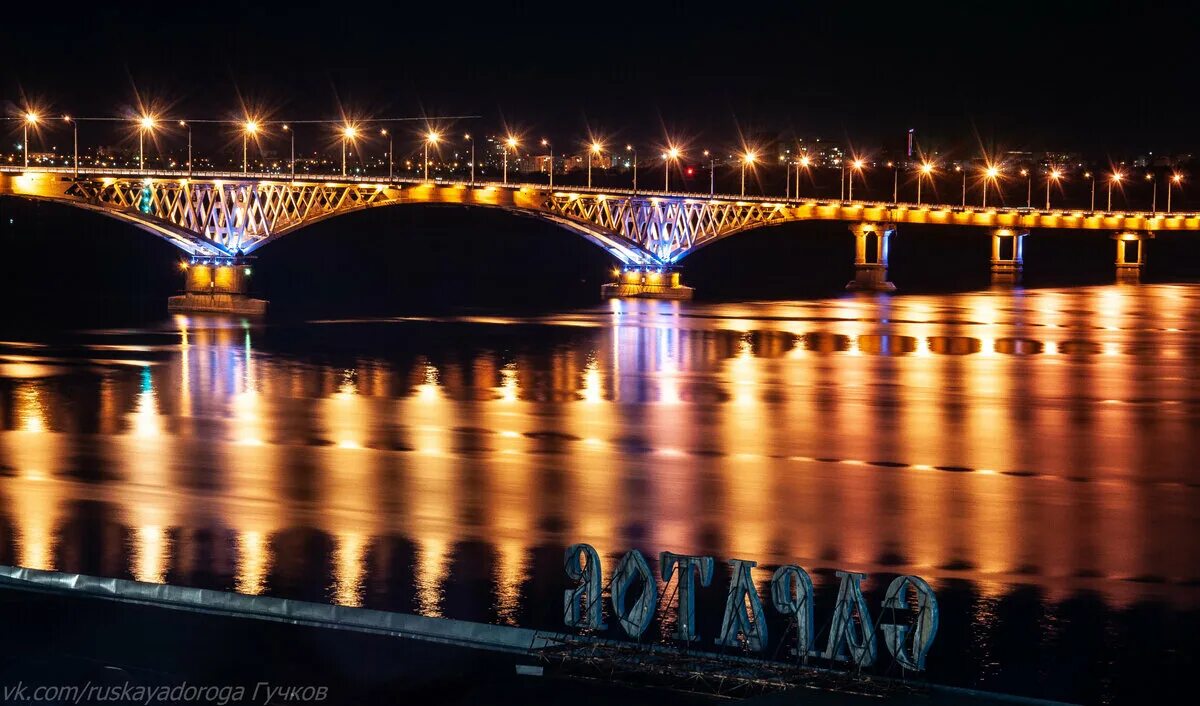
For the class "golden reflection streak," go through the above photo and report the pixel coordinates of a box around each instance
[404,360,453,617]
[3,381,62,570]
[124,367,172,584]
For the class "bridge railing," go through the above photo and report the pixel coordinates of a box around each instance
[2,165,1195,221]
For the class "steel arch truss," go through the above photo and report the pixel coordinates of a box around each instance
[543,193,792,262]
[64,179,400,255]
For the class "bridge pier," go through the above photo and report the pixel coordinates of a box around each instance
[167,257,268,315]
[1113,232,1152,283]
[846,223,897,292]
[601,266,695,300]
[990,228,1027,285]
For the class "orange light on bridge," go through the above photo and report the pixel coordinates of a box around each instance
[139,115,157,130]
[24,112,39,125]
[244,120,259,135]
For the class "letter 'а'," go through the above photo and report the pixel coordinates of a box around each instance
[715,559,768,651]
[611,550,658,638]
[880,575,939,671]
[821,571,877,667]
[563,543,606,629]
[660,552,714,641]
[770,564,815,656]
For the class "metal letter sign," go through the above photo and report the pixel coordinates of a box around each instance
[715,559,768,651]
[821,571,877,667]
[660,552,714,641]
[563,544,606,630]
[880,575,939,671]
[770,565,815,657]
[611,550,657,638]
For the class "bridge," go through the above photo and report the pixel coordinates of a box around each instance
[3,166,1198,311]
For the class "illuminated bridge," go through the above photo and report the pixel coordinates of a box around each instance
[3,166,1198,310]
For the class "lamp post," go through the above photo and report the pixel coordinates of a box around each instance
[22,112,38,169]
[664,146,680,192]
[1020,168,1031,208]
[541,138,553,188]
[424,130,439,182]
[703,149,714,195]
[381,128,393,181]
[1084,171,1096,211]
[796,155,810,199]
[982,166,1000,208]
[282,124,294,181]
[1146,173,1157,213]
[626,144,637,194]
[1108,171,1123,212]
[179,120,192,178]
[588,141,602,188]
[242,120,259,174]
[503,136,518,185]
[740,150,756,196]
[64,116,77,178]
[465,134,474,185]
[848,159,864,201]
[917,162,934,205]
[1169,173,1183,213]
[341,125,357,177]
[138,115,156,172]
[1046,169,1061,210]
[888,161,898,203]
[956,165,966,207]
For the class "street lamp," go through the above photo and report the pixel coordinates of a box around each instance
[179,120,192,178]
[1146,173,1157,213]
[888,161,898,203]
[917,162,934,205]
[281,124,294,181]
[1169,173,1183,213]
[63,116,77,178]
[424,130,440,182]
[1046,168,1062,210]
[503,135,518,185]
[588,141,603,188]
[1108,171,1123,211]
[740,150,757,196]
[465,134,474,185]
[341,125,357,176]
[1084,171,1096,211]
[955,164,966,207]
[664,146,681,192]
[1020,168,1031,208]
[22,112,38,169]
[626,144,637,194]
[541,138,553,188]
[703,149,714,195]
[848,159,865,201]
[381,129,393,181]
[982,165,1000,208]
[138,114,157,171]
[796,155,811,199]
[242,120,258,174]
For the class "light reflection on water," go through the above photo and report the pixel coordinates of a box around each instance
[1,285,1199,700]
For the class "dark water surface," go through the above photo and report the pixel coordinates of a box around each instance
[1,286,1198,704]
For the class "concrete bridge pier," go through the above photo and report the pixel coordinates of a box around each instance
[990,228,1027,285]
[601,265,695,300]
[846,223,897,292]
[1113,232,1152,283]
[167,257,268,315]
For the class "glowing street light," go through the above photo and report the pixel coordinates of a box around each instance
[916,162,935,205]
[1107,170,1123,211]
[341,125,358,176]
[242,120,258,174]
[740,150,757,196]
[795,154,811,200]
[848,158,865,201]
[1084,171,1096,211]
[1020,168,1031,208]
[22,112,38,169]
[381,129,393,181]
[424,130,440,182]
[281,124,294,181]
[1146,173,1157,213]
[982,165,1001,208]
[541,138,553,188]
[587,141,603,188]
[703,149,715,196]
[465,134,474,185]
[1046,168,1062,210]
[63,116,78,178]
[503,135,518,185]
[179,120,193,178]
[626,144,638,194]
[1168,173,1183,213]
[137,115,157,172]
[664,146,681,192]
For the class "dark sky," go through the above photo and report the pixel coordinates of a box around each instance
[4,1,1199,157]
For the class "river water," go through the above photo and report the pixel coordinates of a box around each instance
[1,285,1197,703]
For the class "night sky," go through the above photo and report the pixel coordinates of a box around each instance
[4,1,1199,158]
